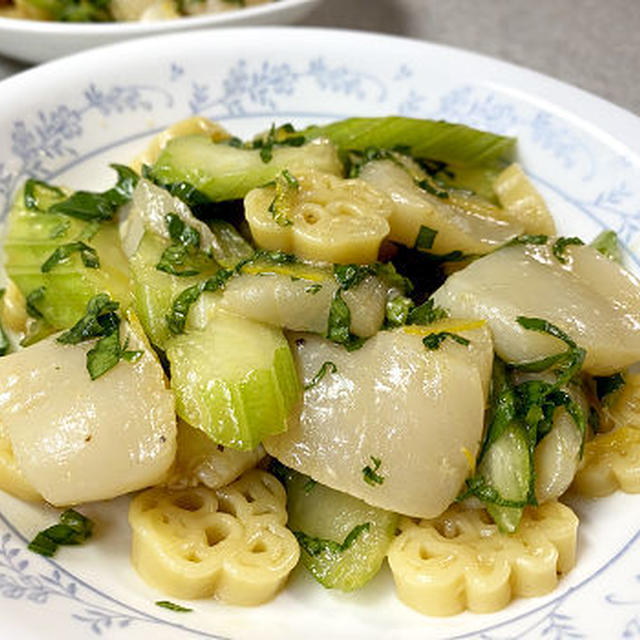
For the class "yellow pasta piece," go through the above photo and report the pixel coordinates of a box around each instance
[572,426,640,497]
[0,424,40,502]
[245,169,392,264]
[129,469,299,605]
[131,116,231,173]
[387,501,578,616]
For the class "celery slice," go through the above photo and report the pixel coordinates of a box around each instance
[4,188,130,330]
[130,232,220,348]
[280,465,398,591]
[302,116,516,168]
[166,309,300,450]
[149,136,342,202]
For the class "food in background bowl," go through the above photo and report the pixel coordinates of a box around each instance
[0,0,272,22]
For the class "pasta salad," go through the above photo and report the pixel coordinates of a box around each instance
[1,115,639,618]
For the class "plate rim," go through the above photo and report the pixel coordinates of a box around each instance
[0,25,638,154]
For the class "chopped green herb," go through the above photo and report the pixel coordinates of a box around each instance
[304,283,322,295]
[422,331,470,350]
[41,241,100,273]
[57,294,119,345]
[0,289,9,357]
[48,164,138,222]
[333,264,376,291]
[414,225,438,251]
[28,508,94,557]
[362,456,384,486]
[302,478,317,494]
[507,234,549,247]
[155,601,193,613]
[385,295,413,328]
[594,372,625,404]
[326,290,365,352]
[374,262,413,294]
[458,474,529,509]
[304,361,338,391]
[345,146,405,178]
[268,169,299,227]
[24,179,66,212]
[294,522,371,557]
[251,123,306,164]
[142,165,214,214]
[415,177,449,199]
[166,269,233,335]
[552,236,584,264]
[57,294,142,380]
[25,286,46,319]
[591,230,622,264]
[406,298,448,326]
[156,213,204,277]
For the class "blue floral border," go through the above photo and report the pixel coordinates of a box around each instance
[1,55,640,638]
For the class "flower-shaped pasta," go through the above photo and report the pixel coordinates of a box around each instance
[387,501,578,616]
[572,426,640,497]
[245,169,392,264]
[129,469,299,605]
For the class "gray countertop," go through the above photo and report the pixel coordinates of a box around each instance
[1,0,638,115]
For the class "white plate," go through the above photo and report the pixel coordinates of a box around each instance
[0,0,320,63]
[1,26,640,640]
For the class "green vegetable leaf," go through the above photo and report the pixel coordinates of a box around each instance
[155,601,193,613]
[48,164,138,222]
[406,298,448,326]
[294,522,371,557]
[594,372,625,403]
[422,331,470,350]
[86,331,122,381]
[25,286,46,319]
[41,241,100,273]
[362,456,384,486]
[304,361,338,391]
[385,295,413,328]
[57,293,119,345]
[166,268,233,335]
[268,169,299,226]
[23,179,66,212]
[552,236,584,264]
[415,177,449,199]
[0,289,10,357]
[326,290,365,351]
[57,294,141,380]
[333,264,377,291]
[142,165,214,215]
[507,234,549,247]
[156,213,205,277]
[304,283,322,295]
[251,122,306,164]
[414,225,438,251]
[28,508,94,557]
